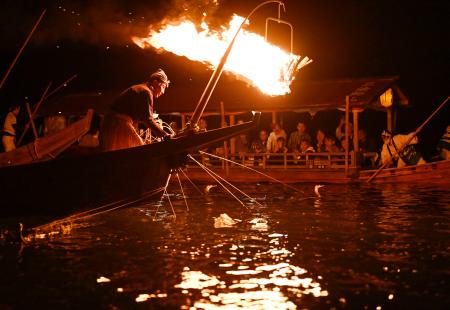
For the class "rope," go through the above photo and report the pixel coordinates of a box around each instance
[154,173,175,218]
[32,187,164,232]
[199,151,304,193]
[179,168,204,196]
[176,173,189,211]
[188,154,248,209]
[193,159,263,207]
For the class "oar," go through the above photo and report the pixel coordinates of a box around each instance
[16,74,78,146]
[366,96,450,183]
[17,82,52,146]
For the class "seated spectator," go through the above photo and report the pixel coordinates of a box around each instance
[274,136,288,153]
[235,120,249,159]
[267,123,286,153]
[325,135,340,152]
[267,136,287,165]
[358,128,377,152]
[335,116,353,141]
[300,139,315,153]
[315,129,326,152]
[251,129,268,166]
[251,129,268,154]
[436,125,450,160]
[339,136,353,152]
[287,121,312,153]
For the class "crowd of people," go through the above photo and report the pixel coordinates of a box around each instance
[234,119,377,156]
[203,117,450,169]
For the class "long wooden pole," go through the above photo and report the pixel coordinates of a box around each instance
[367,95,450,183]
[25,102,38,139]
[17,82,52,146]
[0,9,46,91]
[220,101,229,175]
[186,1,284,130]
[344,96,349,175]
[43,74,77,101]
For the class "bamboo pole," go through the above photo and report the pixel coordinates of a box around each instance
[17,82,52,145]
[25,102,38,139]
[43,74,77,101]
[0,9,46,91]
[220,101,229,175]
[353,110,359,153]
[367,96,450,183]
[345,96,350,175]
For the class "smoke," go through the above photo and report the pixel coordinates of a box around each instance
[29,0,225,46]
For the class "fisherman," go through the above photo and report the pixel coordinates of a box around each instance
[2,104,21,152]
[380,129,426,168]
[436,125,450,160]
[100,69,170,151]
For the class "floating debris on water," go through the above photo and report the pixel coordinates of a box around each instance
[249,218,269,231]
[96,276,111,283]
[214,213,241,228]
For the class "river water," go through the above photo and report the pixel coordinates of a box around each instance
[0,182,449,309]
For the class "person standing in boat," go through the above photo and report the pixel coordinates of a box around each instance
[380,130,426,168]
[2,104,21,152]
[436,125,450,160]
[100,69,170,151]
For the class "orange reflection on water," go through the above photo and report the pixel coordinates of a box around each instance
[175,232,327,309]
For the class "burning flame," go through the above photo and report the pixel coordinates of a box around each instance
[132,15,312,96]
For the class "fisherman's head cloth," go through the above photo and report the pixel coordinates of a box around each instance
[149,69,170,86]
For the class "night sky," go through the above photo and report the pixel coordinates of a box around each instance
[0,0,448,150]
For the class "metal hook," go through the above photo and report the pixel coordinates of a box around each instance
[266,3,294,54]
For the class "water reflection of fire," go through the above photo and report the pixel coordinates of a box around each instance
[132,15,312,96]
[175,232,327,309]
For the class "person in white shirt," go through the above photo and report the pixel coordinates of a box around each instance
[380,130,426,168]
[2,104,21,152]
[266,123,286,153]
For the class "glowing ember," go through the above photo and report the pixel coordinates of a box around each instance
[132,15,312,96]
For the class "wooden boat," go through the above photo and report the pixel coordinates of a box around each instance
[0,11,265,226]
[358,159,450,184]
[0,116,259,221]
[182,153,449,184]
[0,110,93,168]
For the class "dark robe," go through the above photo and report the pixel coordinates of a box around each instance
[100,83,166,151]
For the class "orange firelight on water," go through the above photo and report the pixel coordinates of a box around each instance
[132,15,312,96]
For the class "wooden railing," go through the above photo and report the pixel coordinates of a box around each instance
[187,151,379,170]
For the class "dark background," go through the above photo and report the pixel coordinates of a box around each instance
[0,0,448,156]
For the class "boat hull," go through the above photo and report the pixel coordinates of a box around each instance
[0,118,259,219]
[181,159,449,184]
[359,159,450,184]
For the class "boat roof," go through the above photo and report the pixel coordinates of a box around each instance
[39,76,408,116]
